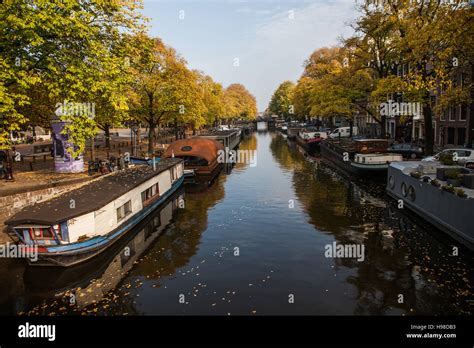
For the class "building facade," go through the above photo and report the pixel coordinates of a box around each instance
[435,68,473,149]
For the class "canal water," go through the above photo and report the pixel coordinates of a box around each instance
[0,132,472,315]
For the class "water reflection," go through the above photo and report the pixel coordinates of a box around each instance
[0,132,471,316]
[270,134,473,315]
[13,190,183,314]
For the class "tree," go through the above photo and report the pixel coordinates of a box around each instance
[195,72,225,127]
[223,84,257,121]
[268,81,295,119]
[292,47,372,128]
[352,0,473,154]
[0,0,145,155]
[292,77,315,120]
[128,35,205,152]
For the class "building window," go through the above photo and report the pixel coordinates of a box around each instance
[460,105,467,121]
[117,200,132,221]
[141,183,160,205]
[440,110,446,121]
[448,107,455,121]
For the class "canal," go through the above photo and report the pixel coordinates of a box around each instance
[0,131,472,315]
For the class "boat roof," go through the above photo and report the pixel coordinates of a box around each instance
[163,137,224,163]
[199,129,240,137]
[5,158,183,226]
[353,139,389,143]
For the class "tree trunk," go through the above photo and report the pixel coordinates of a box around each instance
[90,137,95,161]
[104,125,111,148]
[148,124,155,155]
[423,102,434,155]
[380,115,386,138]
[174,119,179,140]
[147,91,156,155]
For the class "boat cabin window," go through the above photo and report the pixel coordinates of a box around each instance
[141,183,160,204]
[29,227,55,240]
[117,200,132,221]
[182,156,208,166]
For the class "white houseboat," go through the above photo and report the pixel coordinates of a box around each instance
[23,189,185,307]
[199,129,241,150]
[5,158,184,267]
[295,128,328,155]
[320,139,403,177]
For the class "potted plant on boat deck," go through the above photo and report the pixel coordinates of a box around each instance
[445,169,462,187]
[455,188,468,199]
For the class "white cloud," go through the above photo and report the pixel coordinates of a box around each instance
[239,1,358,110]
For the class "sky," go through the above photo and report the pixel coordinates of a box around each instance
[143,0,360,111]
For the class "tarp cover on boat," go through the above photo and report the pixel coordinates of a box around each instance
[163,138,224,163]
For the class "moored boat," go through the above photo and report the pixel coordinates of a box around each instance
[320,138,403,177]
[386,161,474,250]
[199,129,241,150]
[295,128,328,156]
[5,158,185,267]
[162,137,224,181]
[287,127,302,140]
[130,156,160,166]
[23,188,185,306]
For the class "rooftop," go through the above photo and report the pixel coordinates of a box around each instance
[390,161,474,198]
[5,158,183,226]
[199,130,240,137]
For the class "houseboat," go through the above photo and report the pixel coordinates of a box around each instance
[163,137,224,181]
[23,189,185,307]
[199,129,241,150]
[320,139,403,177]
[295,128,328,156]
[5,158,185,267]
[240,125,253,139]
[287,127,302,140]
[386,161,474,250]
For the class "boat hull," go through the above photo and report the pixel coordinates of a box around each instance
[386,163,474,250]
[320,141,388,178]
[295,135,321,156]
[26,176,185,267]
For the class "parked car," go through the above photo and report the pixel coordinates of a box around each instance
[328,127,359,139]
[422,148,474,168]
[387,143,424,159]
